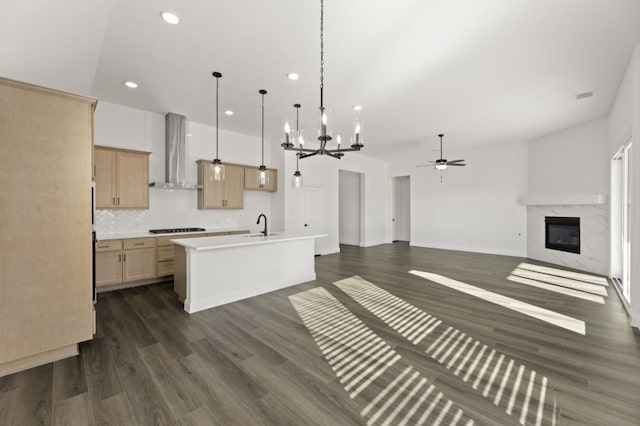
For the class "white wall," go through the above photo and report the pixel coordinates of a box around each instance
[339,171,362,246]
[389,141,528,257]
[528,117,609,199]
[609,42,640,327]
[526,117,610,275]
[93,101,279,235]
[284,151,389,255]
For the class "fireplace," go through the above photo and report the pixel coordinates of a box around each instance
[545,216,580,254]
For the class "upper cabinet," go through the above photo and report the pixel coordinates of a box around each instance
[196,160,244,209]
[244,167,277,192]
[95,146,150,209]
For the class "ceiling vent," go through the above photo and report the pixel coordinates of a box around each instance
[576,91,593,100]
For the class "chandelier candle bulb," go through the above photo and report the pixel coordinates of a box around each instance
[321,111,328,137]
[284,122,291,144]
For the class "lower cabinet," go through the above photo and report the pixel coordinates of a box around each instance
[95,250,123,286]
[95,238,157,289]
[96,231,250,291]
[122,248,156,282]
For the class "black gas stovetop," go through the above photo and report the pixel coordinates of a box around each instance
[149,228,206,234]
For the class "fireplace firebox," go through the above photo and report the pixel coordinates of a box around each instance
[545,216,580,254]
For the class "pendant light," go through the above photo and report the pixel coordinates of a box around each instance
[292,104,303,188]
[258,89,269,186]
[280,0,364,160]
[211,72,225,181]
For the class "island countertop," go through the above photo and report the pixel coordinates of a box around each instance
[171,232,327,251]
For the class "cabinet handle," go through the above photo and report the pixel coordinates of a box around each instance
[112,197,116,205]
[134,243,144,246]
[123,253,126,262]
[117,197,120,205]
[118,254,122,262]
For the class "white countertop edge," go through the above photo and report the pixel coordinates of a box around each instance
[172,233,328,251]
[96,228,248,241]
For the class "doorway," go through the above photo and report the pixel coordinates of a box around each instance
[392,176,411,242]
[611,140,632,303]
[338,170,363,246]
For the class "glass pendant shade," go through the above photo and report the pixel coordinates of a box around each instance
[435,163,447,171]
[283,120,293,147]
[350,120,363,148]
[292,170,303,188]
[211,159,225,181]
[318,109,332,138]
[258,165,270,186]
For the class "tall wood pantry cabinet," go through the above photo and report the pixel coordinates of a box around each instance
[0,77,96,376]
[94,146,150,209]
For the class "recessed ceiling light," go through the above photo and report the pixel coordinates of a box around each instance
[287,73,299,81]
[352,105,362,111]
[224,110,234,116]
[161,11,180,25]
[124,81,138,89]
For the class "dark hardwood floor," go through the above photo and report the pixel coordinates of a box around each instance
[1,243,639,425]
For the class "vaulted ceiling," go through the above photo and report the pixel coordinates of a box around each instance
[2,0,639,157]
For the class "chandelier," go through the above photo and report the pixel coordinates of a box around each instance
[281,0,363,160]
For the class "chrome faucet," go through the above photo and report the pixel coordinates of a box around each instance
[257,214,268,236]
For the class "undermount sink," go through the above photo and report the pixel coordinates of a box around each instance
[244,232,280,238]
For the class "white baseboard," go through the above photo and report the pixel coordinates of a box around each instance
[339,239,361,246]
[318,248,340,256]
[410,241,526,258]
[360,239,388,248]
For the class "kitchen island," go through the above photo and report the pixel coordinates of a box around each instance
[172,232,326,313]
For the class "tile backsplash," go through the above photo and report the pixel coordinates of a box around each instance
[95,189,272,235]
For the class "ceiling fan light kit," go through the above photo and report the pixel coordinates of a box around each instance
[416,133,467,181]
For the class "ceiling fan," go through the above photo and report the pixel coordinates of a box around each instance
[416,134,466,170]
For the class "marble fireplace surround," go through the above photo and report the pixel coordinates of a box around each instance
[525,195,609,276]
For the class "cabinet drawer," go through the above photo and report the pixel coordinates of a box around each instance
[157,260,174,277]
[156,236,175,247]
[96,239,123,252]
[157,245,175,261]
[124,238,157,249]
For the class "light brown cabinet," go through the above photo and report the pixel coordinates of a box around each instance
[95,146,150,209]
[197,160,245,209]
[244,167,278,192]
[95,238,157,288]
[1,77,96,376]
[123,248,156,282]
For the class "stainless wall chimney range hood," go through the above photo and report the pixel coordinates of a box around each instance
[149,113,197,190]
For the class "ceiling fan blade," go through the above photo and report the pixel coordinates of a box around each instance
[447,160,465,164]
[415,164,434,168]
[447,163,466,166]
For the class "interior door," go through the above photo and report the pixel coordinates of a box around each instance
[303,186,322,254]
[393,176,411,242]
